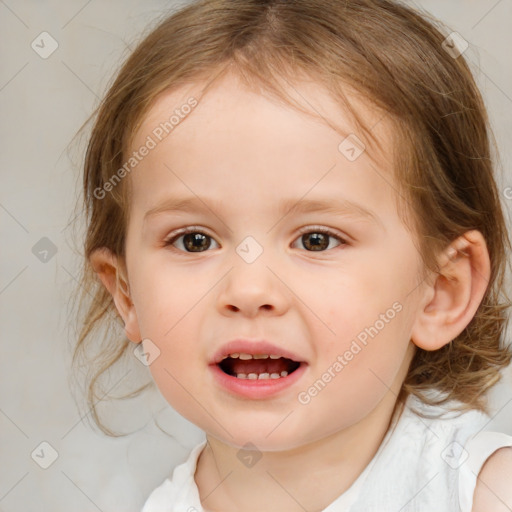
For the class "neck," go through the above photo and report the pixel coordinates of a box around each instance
[195,391,404,512]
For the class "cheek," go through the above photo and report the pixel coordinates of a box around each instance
[130,260,202,338]
[297,314,415,432]
[308,247,420,379]
[143,315,205,419]
[315,257,417,337]
[318,303,413,384]
[129,264,209,358]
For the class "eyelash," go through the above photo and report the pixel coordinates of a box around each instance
[163,225,348,253]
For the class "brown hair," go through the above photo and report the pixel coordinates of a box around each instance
[73,0,511,435]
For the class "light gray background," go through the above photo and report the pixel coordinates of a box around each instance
[1,1,511,511]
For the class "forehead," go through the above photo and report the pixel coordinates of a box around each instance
[133,72,391,156]
[127,73,400,220]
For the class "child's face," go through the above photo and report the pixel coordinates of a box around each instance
[122,73,428,450]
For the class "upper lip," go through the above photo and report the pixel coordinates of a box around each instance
[210,339,307,365]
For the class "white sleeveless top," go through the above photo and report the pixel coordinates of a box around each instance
[141,395,512,512]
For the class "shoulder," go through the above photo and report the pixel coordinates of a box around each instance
[472,446,512,512]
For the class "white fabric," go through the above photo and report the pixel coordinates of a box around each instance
[141,395,512,512]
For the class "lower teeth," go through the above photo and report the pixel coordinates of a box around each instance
[236,371,289,380]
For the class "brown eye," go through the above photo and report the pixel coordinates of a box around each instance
[165,229,219,253]
[301,232,330,251]
[182,232,211,252]
[165,227,346,254]
[293,227,347,252]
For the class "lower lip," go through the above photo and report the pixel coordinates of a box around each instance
[209,362,307,399]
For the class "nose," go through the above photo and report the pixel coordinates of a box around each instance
[216,256,289,317]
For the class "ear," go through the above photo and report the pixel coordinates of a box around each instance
[89,247,141,343]
[411,230,490,351]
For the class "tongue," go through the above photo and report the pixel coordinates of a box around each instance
[230,357,291,375]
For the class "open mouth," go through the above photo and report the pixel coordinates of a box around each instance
[217,353,302,380]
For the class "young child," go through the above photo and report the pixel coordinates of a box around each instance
[75,0,512,510]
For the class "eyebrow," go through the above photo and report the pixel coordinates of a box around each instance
[277,197,381,226]
[143,195,382,228]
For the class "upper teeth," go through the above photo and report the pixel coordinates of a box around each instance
[222,353,281,360]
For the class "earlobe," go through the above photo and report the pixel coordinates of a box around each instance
[411,230,490,351]
[89,247,142,343]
